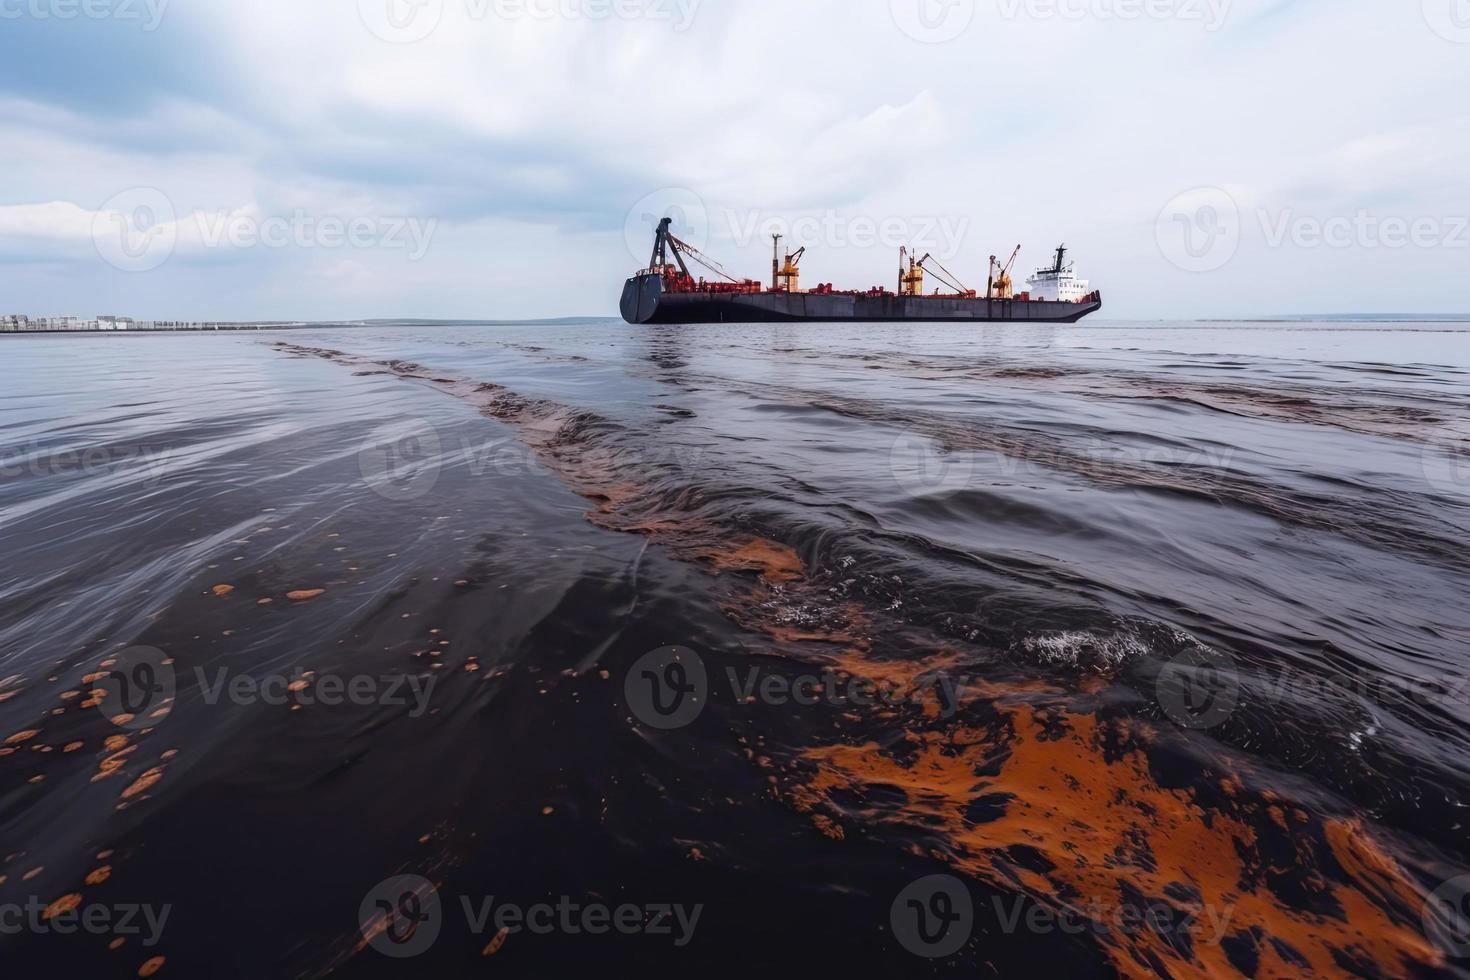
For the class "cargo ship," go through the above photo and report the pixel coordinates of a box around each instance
[620,218,1102,324]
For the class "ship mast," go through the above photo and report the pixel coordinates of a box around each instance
[1049,244,1068,275]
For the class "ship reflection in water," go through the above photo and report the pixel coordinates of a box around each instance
[0,321,1467,978]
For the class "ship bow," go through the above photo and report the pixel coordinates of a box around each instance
[620,273,663,324]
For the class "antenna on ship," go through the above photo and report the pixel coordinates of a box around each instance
[1051,243,1067,275]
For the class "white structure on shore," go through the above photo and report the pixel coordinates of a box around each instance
[1,314,308,332]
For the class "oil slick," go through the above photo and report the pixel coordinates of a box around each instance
[273,339,1459,975]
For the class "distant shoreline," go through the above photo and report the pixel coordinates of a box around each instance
[0,316,621,334]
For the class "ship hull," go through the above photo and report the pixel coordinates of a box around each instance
[620,274,1101,324]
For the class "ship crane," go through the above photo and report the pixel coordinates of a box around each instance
[668,231,745,284]
[988,245,1021,299]
[916,253,975,298]
[644,217,760,293]
[647,217,695,280]
[772,234,806,292]
[899,246,923,296]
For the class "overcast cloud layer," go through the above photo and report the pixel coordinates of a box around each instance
[1,0,1467,320]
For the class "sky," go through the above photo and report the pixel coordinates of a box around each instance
[0,0,1467,321]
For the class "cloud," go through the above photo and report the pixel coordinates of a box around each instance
[0,201,98,239]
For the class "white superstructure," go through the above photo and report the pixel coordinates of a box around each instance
[1025,245,1090,303]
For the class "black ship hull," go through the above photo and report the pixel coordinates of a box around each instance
[620,273,1101,324]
